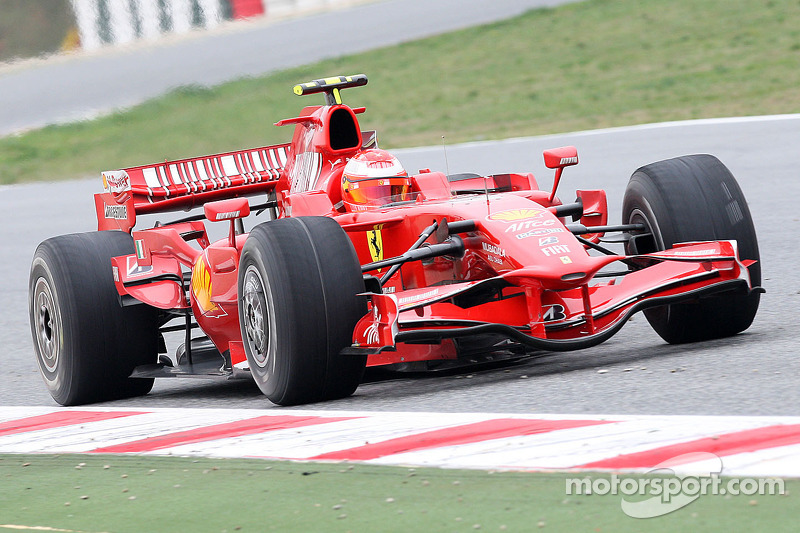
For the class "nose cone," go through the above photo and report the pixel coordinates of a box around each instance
[480,206,621,289]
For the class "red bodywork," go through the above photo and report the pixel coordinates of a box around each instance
[96,77,756,374]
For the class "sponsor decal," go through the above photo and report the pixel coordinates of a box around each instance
[399,289,440,306]
[487,208,545,222]
[383,286,396,294]
[290,151,323,192]
[560,256,573,264]
[191,256,225,316]
[538,236,559,247]
[505,219,556,233]
[515,227,564,240]
[542,304,566,322]
[671,249,717,257]
[215,210,241,220]
[289,125,322,192]
[560,156,578,165]
[126,256,153,278]
[112,266,119,283]
[482,242,506,257]
[102,170,131,194]
[367,226,384,266]
[541,244,571,257]
[104,204,128,220]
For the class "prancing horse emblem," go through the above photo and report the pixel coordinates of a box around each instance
[367,226,384,271]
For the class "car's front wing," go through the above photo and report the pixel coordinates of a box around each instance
[347,240,760,365]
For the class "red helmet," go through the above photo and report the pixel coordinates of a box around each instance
[341,149,412,211]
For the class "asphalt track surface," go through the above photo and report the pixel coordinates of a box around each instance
[2,115,799,414]
[0,0,580,136]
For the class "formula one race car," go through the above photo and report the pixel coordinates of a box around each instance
[29,74,762,406]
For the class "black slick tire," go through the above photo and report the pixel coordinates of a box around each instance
[237,216,367,406]
[29,231,159,405]
[622,154,760,344]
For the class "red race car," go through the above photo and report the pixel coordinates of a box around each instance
[29,75,762,406]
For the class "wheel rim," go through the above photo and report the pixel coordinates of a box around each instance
[242,265,274,370]
[627,207,672,323]
[628,207,665,254]
[33,277,61,374]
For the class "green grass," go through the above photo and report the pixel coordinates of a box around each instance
[1,454,797,532]
[2,0,800,185]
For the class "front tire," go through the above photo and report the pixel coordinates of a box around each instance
[622,154,760,344]
[29,231,159,405]
[238,217,367,406]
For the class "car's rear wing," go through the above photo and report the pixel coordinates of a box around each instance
[94,143,290,232]
[95,74,375,233]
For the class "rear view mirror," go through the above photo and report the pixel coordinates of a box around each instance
[204,198,250,222]
[543,146,579,169]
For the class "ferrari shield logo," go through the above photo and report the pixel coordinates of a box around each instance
[367,227,384,266]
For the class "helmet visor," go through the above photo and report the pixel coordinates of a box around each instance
[344,177,412,206]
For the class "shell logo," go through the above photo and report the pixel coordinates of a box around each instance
[191,255,218,314]
[487,208,545,222]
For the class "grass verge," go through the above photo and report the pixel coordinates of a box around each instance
[1,0,799,185]
[1,454,797,532]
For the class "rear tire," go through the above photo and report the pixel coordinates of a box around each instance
[238,216,367,406]
[622,154,760,343]
[29,231,159,405]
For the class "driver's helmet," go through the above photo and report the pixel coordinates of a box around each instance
[341,149,412,211]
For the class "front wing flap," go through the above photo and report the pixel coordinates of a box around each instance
[348,241,757,356]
